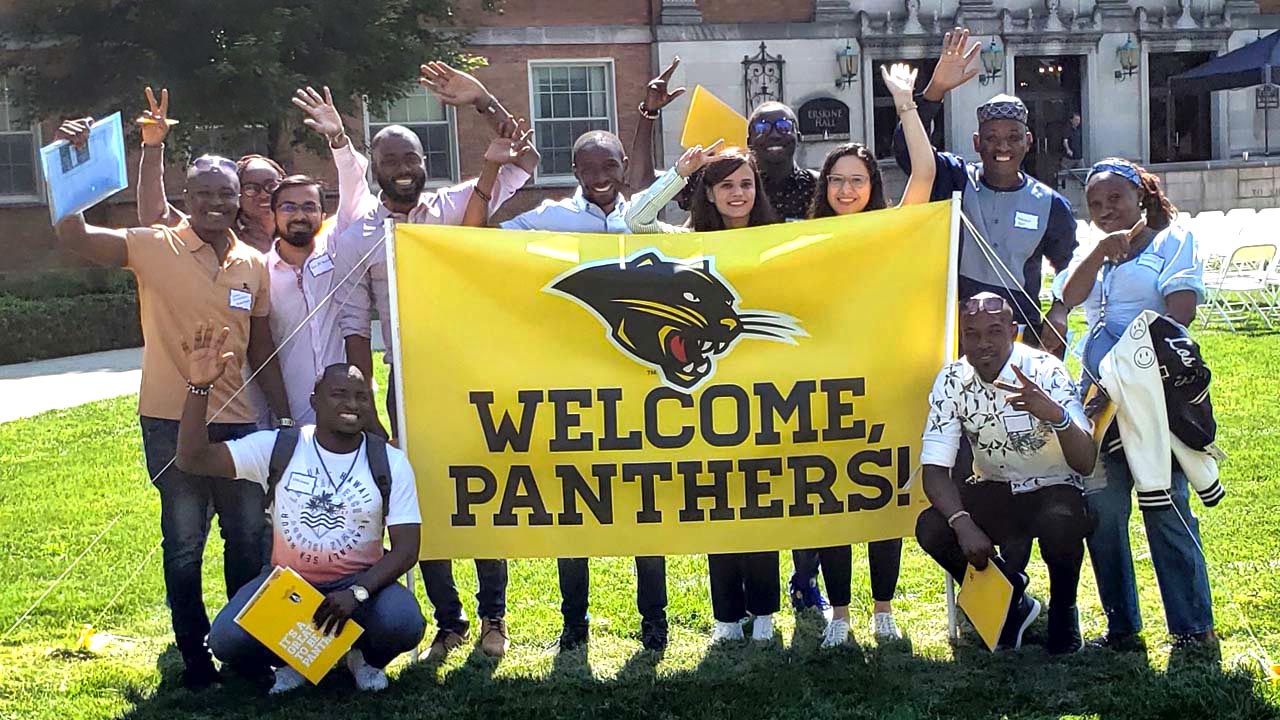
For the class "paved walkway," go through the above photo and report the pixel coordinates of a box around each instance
[0,347,143,423]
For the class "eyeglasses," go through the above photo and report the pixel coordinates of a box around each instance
[277,201,321,214]
[749,118,796,136]
[190,155,238,175]
[962,297,1008,315]
[826,174,870,189]
[242,181,281,198]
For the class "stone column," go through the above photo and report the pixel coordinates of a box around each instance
[660,0,701,24]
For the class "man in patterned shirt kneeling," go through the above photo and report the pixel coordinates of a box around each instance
[915,293,1097,655]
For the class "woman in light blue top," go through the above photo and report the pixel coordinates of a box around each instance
[1061,157,1214,651]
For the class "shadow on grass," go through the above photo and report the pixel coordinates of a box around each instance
[105,633,1277,720]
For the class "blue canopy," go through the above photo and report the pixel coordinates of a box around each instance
[1170,31,1280,93]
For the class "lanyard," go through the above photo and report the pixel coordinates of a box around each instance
[313,435,363,492]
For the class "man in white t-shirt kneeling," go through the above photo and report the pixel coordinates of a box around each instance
[176,322,425,694]
[915,294,1097,655]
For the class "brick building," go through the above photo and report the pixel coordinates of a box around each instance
[3,0,1280,275]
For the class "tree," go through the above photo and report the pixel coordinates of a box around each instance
[1,0,498,157]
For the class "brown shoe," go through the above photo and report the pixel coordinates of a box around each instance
[479,618,509,657]
[420,627,468,663]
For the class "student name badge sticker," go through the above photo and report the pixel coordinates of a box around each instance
[285,471,318,496]
[308,253,334,277]
[229,288,253,311]
[1013,211,1040,231]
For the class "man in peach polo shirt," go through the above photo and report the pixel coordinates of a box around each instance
[51,132,292,689]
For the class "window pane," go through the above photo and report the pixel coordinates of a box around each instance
[552,92,570,118]
[0,133,35,195]
[570,92,588,118]
[588,66,606,92]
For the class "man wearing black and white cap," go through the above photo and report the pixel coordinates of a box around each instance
[894,29,1077,354]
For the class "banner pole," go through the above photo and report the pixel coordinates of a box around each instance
[383,218,419,660]
[945,192,961,643]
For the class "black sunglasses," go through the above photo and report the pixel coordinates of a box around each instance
[750,118,796,136]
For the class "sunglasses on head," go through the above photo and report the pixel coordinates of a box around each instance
[191,156,238,175]
[750,118,795,136]
[963,297,1007,315]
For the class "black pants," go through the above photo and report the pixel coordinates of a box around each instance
[800,540,903,607]
[708,551,780,623]
[419,559,508,634]
[558,557,667,624]
[915,483,1090,609]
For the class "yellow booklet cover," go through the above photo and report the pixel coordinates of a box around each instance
[680,86,748,150]
[235,566,364,684]
[957,562,1014,652]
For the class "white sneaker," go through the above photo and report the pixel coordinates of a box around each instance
[821,618,851,648]
[346,649,388,692]
[268,666,306,695]
[710,620,745,643]
[871,612,903,642]
[750,614,774,642]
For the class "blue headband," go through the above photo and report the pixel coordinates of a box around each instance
[1087,159,1142,187]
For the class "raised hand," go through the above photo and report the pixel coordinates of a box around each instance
[676,138,724,178]
[54,117,94,149]
[419,61,490,108]
[994,365,1066,425]
[180,321,234,388]
[924,28,981,100]
[137,86,177,147]
[292,85,345,141]
[881,62,920,102]
[484,118,534,165]
[642,56,687,114]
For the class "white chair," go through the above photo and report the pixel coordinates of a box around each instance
[1203,243,1278,331]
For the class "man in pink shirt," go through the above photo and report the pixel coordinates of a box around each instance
[298,64,537,664]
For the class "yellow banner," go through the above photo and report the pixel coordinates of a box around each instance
[391,200,956,559]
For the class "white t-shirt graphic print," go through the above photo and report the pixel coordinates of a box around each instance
[225,426,420,584]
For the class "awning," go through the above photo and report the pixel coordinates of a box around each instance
[1170,30,1280,93]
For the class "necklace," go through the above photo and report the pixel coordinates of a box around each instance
[313,435,363,492]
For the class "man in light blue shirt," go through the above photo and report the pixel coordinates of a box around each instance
[500,131,632,234]
[499,129,668,654]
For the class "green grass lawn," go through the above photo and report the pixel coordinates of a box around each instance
[2,335,1279,720]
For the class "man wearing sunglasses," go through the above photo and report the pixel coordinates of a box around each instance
[50,127,291,688]
[914,293,1096,654]
[747,103,818,220]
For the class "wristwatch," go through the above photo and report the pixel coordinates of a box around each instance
[350,585,369,603]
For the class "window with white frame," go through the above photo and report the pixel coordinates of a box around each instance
[367,86,457,182]
[0,78,38,197]
[529,61,615,180]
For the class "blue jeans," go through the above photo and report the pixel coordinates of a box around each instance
[558,556,667,625]
[140,417,266,665]
[209,567,426,670]
[1086,451,1214,636]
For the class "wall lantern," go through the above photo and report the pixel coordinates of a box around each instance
[1115,35,1139,80]
[835,42,859,89]
[979,39,1005,86]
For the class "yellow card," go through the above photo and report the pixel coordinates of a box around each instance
[235,566,364,684]
[956,562,1014,652]
[680,85,748,150]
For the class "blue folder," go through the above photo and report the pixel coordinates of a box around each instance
[40,111,128,224]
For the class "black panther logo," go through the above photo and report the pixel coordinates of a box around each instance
[546,250,804,391]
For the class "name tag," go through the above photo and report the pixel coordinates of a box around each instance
[1013,211,1040,231]
[1002,411,1035,434]
[308,253,335,277]
[285,471,318,495]
[228,288,252,311]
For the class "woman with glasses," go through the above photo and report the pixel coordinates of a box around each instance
[798,62,936,649]
[1059,158,1214,652]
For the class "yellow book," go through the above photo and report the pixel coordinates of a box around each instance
[680,86,748,150]
[235,566,364,685]
[956,562,1014,652]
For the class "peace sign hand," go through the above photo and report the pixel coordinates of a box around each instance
[180,320,234,388]
[676,138,724,178]
[642,56,687,114]
[137,87,176,147]
[994,365,1067,425]
[484,118,534,165]
[292,86,345,141]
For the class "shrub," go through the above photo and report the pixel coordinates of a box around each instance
[0,293,142,363]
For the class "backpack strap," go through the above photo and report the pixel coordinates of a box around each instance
[264,427,301,511]
[363,431,393,520]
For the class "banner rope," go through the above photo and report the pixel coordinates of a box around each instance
[3,229,388,641]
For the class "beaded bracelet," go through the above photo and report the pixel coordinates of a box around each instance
[187,383,212,396]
